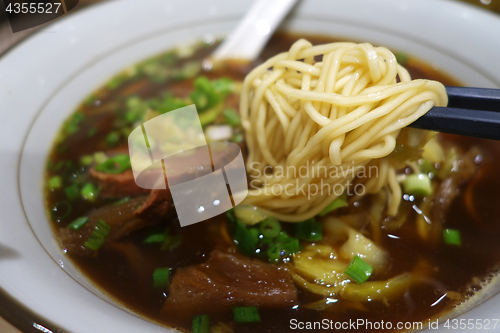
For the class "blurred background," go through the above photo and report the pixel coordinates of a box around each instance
[0,0,498,332]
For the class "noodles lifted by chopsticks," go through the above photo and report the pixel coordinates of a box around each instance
[240,39,447,222]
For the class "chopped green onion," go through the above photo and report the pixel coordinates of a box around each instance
[65,184,80,201]
[198,104,223,127]
[275,231,291,243]
[190,89,209,110]
[319,197,347,217]
[51,200,72,220]
[191,76,220,112]
[123,96,149,123]
[105,131,120,146]
[234,205,267,225]
[120,126,132,138]
[83,94,98,107]
[443,228,461,246]
[179,61,201,79]
[192,315,210,333]
[83,219,111,251]
[157,96,189,114]
[233,306,260,323]
[259,218,281,239]
[48,176,62,189]
[95,154,131,174]
[68,216,89,231]
[107,75,127,89]
[395,52,408,64]
[153,267,170,289]
[222,107,241,126]
[143,232,165,244]
[64,112,84,135]
[94,152,107,164]
[80,155,93,166]
[233,221,259,256]
[403,173,432,196]
[226,208,237,223]
[294,218,322,241]
[212,77,234,96]
[163,52,177,65]
[114,197,130,206]
[81,182,99,202]
[160,230,182,251]
[344,255,373,284]
[232,132,244,144]
[418,159,437,177]
[267,237,299,262]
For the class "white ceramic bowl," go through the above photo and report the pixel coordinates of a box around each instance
[1,0,500,332]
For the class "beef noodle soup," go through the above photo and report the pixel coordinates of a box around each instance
[44,33,500,332]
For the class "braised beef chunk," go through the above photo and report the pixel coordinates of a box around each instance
[134,189,173,221]
[162,250,298,321]
[89,168,150,198]
[60,196,156,256]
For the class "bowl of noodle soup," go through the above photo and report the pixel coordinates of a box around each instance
[1,0,500,332]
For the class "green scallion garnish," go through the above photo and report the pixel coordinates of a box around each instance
[344,255,373,284]
[233,221,259,257]
[114,197,131,206]
[192,315,210,333]
[160,230,182,251]
[48,176,62,190]
[418,159,437,176]
[222,107,241,126]
[232,132,244,143]
[212,77,234,96]
[294,218,322,241]
[267,237,299,262]
[105,131,120,146]
[233,306,261,323]
[94,152,107,164]
[95,154,131,174]
[153,267,170,289]
[190,76,220,112]
[81,182,99,202]
[68,216,89,231]
[443,228,461,246]
[143,232,165,244]
[83,219,111,251]
[65,184,80,201]
[319,197,348,217]
[226,208,236,223]
[259,218,281,239]
[64,112,84,135]
[80,155,94,166]
[403,173,432,196]
[157,96,189,114]
[395,52,408,64]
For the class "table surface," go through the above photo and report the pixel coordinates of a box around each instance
[0,0,498,332]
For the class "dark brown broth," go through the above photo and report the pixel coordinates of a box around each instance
[45,33,500,332]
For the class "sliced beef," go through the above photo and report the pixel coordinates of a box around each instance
[60,196,156,256]
[161,250,298,321]
[89,168,151,198]
[134,189,173,221]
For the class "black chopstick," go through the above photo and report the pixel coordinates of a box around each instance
[446,86,500,112]
[409,86,500,140]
